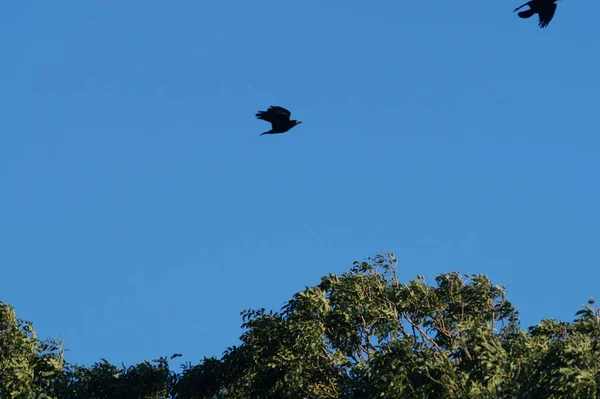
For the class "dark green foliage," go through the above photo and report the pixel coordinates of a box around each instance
[50,357,178,399]
[2,254,600,398]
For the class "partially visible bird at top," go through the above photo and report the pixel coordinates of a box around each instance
[255,106,302,136]
[514,0,559,28]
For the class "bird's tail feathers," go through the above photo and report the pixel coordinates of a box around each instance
[256,111,266,120]
[518,9,535,18]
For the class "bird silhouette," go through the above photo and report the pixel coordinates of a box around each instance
[514,0,559,28]
[255,106,302,136]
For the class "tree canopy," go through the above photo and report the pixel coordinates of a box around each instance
[2,254,599,398]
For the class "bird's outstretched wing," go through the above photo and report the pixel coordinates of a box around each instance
[256,106,292,123]
[538,3,556,28]
[268,106,291,119]
[513,1,530,12]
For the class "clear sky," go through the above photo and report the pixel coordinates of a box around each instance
[1,1,599,368]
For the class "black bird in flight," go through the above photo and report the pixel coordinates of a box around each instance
[514,0,559,28]
[256,106,302,136]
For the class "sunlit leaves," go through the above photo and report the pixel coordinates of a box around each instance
[2,254,600,398]
[0,301,63,399]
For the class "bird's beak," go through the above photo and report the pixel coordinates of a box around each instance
[298,121,303,124]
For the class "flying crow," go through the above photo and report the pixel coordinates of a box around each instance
[256,106,302,136]
[514,0,559,28]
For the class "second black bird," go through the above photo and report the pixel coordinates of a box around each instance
[514,0,559,28]
[256,106,302,136]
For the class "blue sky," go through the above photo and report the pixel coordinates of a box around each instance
[1,1,599,368]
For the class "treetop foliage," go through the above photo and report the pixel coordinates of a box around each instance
[2,254,599,398]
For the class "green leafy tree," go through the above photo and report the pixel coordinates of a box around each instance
[0,301,64,399]
[50,356,180,399]
[3,254,600,398]
[177,254,600,399]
